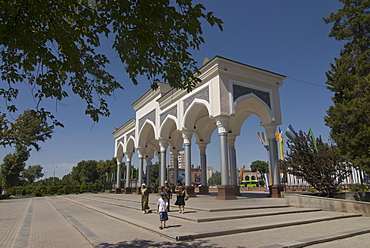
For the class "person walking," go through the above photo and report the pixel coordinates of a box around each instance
[141,183,150,214]
[163,181,172,212]
[174,180,186,213]
[157,192,169,229]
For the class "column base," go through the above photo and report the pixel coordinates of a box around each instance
[270,185,284,198]
[185,186,197,197]
[115,188,122,194]
[136,187,141,195]
[216,185,237,200]
[124,187,132,194]
[235,185,241,196]
[198,185,209,195]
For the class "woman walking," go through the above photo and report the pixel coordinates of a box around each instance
[174,180,186,213]
[141,183,150,214]
[163,181,172,212]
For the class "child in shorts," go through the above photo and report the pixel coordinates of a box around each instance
[157,192,169,229]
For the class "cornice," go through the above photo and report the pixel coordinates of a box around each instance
[112,118,136,138]
[132,83,172,111]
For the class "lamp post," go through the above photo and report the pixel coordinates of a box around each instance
[53,166,58,186]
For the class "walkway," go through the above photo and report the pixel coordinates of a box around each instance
[1,192,370,248]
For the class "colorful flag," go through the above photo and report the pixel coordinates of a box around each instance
[309,128,318,152]
[276,128,284,160]
[263,132,269,146]
[257,132,265,146]
[285,124,296,141]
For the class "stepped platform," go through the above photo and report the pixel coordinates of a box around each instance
[1,191,370,248]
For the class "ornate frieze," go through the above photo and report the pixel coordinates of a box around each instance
[160,106,177,125]
[127,129,135,139]
[233,84,271,108]
[183,87,209,113]
[138,109,156,131]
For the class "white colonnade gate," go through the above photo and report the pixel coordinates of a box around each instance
[112,56,286,199]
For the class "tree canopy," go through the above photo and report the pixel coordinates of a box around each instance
[0,110,53,150]
[0,145,30,189]
[324,0,370,173]
[250,160,269,174]
[283,130,349,197]
[0,0,223,148]
[22,164,44,184]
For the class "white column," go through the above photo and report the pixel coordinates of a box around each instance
[125,152,133,188]
[159,139,168,187]
[197,142,208,186]
[228,134,237,186]
[215,116,230,186]
[145,156,152,187]
[136,148,145,186]
[264,124,280,185]
[171,150,180,184]
[182,130,193,186]
[116,156,123,189]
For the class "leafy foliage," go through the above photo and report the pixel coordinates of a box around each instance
[0,0,223,141]
[0,145,30,189]
[70,160,99,184]
[150,162,159,191]
[250,160,269,174]
[97,158,121,180]
[283,130,350,197]
[0,110,53,150]
[324,0,370,173]
[21,164,44,184]
[208,171,221,186]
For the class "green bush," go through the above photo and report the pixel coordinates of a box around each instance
[7,183,103,196]
[0,193,11,200]
[349,184,369,192]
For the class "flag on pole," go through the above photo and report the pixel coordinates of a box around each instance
[277,128,285,160]
[257,132,265,146]
[285,124,296,141]
[308,128,318,152]
[263,132,269,146]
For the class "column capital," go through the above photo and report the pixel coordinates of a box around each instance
[181,129,194,144]
[158,139,169,152]
[215,116,230,134]
[136,147,145,158]
[116,156,123,163]
[171,149,180,157]
[125,152,133,160]
[196,142,209,154]
[262,123,278,138]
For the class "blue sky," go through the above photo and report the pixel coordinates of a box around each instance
[0,0,344,178]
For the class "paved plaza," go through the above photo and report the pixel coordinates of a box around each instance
[1,191,370,248]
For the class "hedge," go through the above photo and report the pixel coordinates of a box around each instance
[7,183,104,197]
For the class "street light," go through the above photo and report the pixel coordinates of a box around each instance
[53,166,58,186]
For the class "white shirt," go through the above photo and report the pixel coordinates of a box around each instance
[157,197,168,212]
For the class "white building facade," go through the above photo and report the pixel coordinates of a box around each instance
[112,56,286,199]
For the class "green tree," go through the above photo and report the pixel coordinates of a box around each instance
[0,145,30,189]
[208,171,221,186]
[250,160,269,174]
[97,158,120,180]
[22,164,44,184]
[0,0,223,143]
[0,110,53,151]
[283,130,350,197]
[150,162,159,191]
[324,0,370,174]
[71,160,99,184]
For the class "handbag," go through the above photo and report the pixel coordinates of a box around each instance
[184,191,189,201]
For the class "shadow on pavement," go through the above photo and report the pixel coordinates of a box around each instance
[98,239,240,248]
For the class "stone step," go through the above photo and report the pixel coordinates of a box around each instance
[58,195,366,244]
